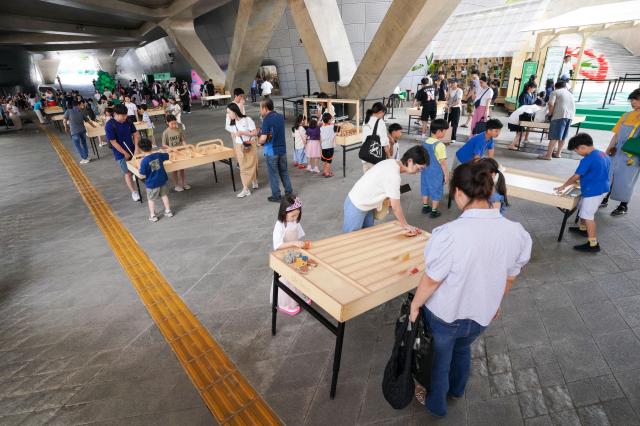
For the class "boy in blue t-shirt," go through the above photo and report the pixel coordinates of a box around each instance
[138,138,173,222]
[106,104,140,201]
[555,133,611,253]
[454,119,503,166]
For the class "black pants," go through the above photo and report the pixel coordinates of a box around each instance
[181,96,190,112]
[448,107,461,142]
[250,88,257,102]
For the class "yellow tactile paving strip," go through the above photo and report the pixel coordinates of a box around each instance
[44,128,282,425]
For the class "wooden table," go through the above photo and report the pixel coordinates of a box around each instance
[126,140,237,203]
[406,101,447,136]
[51,114,65,132]
[83,121,152,159]
[517,115,587,150]
[270,221,429,398]
[44,106,63,115]
[504,168,580,241]
[144,108,165,122]
[202,94,231,102]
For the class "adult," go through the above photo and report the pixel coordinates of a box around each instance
[507,99,544,150]
[470,76,493,134]
[261,79,273,99]
[414,77,437,137]
[226,103,258,198]
[225,88,246,146]
[559,55,573,82]
[601,89,640,216]
[544,78,554,103]
[258,99,293,202]
[409,161,532,417]
[250,79,258,103]
[539,80,575,160]
[180,82,191,113]
[462,70,480,128]
[361,102,390,173]
[447,79,463,142]
[343,146,428,233]
[7,101,22,131]
[437,72,448,102]
[33,97,46,124]
[63,101,96,164]
[105,104,141,201]
[518,82,537,107]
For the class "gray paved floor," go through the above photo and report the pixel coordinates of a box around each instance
[1,102,640,425]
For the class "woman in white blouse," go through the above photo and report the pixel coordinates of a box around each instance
[409,161,532,417]
[226,103,258,198]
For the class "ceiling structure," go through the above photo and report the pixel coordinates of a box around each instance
[0,0,230,52]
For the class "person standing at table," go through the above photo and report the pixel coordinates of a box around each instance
[409,161,532,417]
[447,79,463,142]
[343,146,428,233]
[453,119,502,168]
[106,104,141,202]
[601,89,640,216]
[162,114,190,192]
[361,102,390,173]
[64,100,97,164]
[539,80,575,160]
[33,97,45,124]
[226,103,258,198]
[259,99,293,202]
[414,77,437,139]
[225,88,246,146]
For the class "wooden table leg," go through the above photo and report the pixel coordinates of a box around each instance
[330,322,346,399]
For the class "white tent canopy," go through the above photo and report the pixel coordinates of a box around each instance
[523,0,640,33]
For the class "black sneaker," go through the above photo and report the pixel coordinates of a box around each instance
[611,206,627,216]
[268,196,282,203]
[573,242,601,253]
[421,205,432,214]
[568,227,588,237]
[430,209,442,218]
[599,200,608,208]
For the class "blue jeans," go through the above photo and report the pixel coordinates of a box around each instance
[71,132,89,160]
[421,308,486,417]
[342,195,374,233]
[265,154,293,198]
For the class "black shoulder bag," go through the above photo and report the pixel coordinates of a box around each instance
[358,119,386,164]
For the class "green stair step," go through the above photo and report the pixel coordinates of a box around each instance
[575,108,624,116]
[580,120,616,131]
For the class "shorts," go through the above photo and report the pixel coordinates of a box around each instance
[579,194,606,221]
[146,183,170,201]
[549,118,572,141]
[421,109,436,121]
[466,102,474,114]
[321,148,334,163]
[420,170,444,201]
[508,123,522,133]
[116,158,130,174]
[146,129,154,137]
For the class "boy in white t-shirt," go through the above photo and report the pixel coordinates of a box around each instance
[124,96,137,123]
[319,113,336,178]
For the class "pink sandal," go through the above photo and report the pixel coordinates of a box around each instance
[277,306,301,316]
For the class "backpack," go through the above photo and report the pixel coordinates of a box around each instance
[358,119,386,164]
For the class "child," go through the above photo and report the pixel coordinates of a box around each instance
[421,119,449,218]
[320,112,336,177]
[162,114,190,192]
[388,123,403,160]
[271,195,311,316]
[477,158,509,214]
[291,115,307,169]
[124,96,137,123]
[454,118,502,168]
[138,138,173,222]
[555,133,611,253]
[305,117,321,174]
[140,104,156,147]
[167,98,184,129]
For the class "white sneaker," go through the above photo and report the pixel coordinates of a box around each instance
[149,215,158,222]
[183,184,191,190]
[313,168,320,174]
[174,186,184,192]
[306,165,312,172]
[252,181,259,189]
[79,159,90,164]
[164,210,174,217]
[236,188,251,198]
[132,192,141,202]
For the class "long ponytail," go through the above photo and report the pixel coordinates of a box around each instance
[365,102,386,124]
[476,158,509,206]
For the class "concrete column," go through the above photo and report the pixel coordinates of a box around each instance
[344,0,460,99]
[96,56,117,75]
[162,19,226,86]
[35,58,60,84]
[225,0,288,91]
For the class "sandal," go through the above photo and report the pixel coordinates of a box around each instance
[415,386,426,406]
[537,155,551,160]
[508,146,519,151]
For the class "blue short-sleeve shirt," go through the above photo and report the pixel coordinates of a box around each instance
[260,111,287,156]
[105,119,137,160]
[139,152,170,189]
[575,149,611,197]
[455,133,494,164]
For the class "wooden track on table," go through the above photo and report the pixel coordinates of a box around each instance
[335,132,362,147]
[503,167,580,210]
[51,114,64,122]
[269,221,430,322]
[126,139,235,177]
[44,107,63,115]
[146,108,165,117]
[84,121,151,139]
[202,95,231,101]
[519,115,586,131]
[406,101,447,118]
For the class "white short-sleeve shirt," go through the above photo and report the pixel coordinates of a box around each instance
[125,102,137,116]
[273,221,305,250]
[228,116,256,145]
[292,126,307,150]
[348,159,402,211]
[423,208,532,326]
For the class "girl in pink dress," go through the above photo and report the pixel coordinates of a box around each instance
[305,118,321,174]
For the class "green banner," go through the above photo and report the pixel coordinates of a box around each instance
[153,72,171,81]
[517,61,538,106]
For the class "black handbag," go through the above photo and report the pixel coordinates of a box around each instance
[394,295,433,390]
[472,118,487,135]
[359,119,386,164]
[382,310,418,409]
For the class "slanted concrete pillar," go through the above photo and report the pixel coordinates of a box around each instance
[96,56,117,75]
[344,0,460,99]
[289,0,354,94]
[35,58,60,84]
[225,0,288,91]
[162,19,226,86]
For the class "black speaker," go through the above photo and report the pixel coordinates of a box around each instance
[327,61,340,83]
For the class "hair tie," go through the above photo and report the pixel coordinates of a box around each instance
[286,197,303,212]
